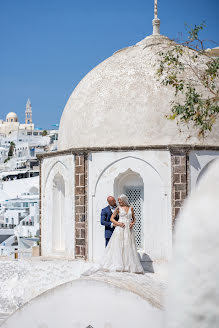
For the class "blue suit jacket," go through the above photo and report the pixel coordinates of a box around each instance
[101,205,118,239]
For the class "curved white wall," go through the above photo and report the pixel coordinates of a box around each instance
[1,279,163,328]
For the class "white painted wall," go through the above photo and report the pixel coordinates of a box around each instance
[41,155,75,258]
[88,150,172,263]
[2,176,39,198]
[189,151,219,190]
[1,279,163,328]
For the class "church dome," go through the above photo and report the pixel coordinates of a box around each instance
[58,34,219,150]
[6,112,18,123]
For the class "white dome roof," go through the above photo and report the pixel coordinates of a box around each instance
[6,112,18,120]
[58,35,219,150]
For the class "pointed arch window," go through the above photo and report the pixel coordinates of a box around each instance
[52,173,65,252]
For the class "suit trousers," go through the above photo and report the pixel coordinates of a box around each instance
[105,238,110,247]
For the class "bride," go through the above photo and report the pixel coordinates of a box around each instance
[99,194,144,274]
[82,194,144,276]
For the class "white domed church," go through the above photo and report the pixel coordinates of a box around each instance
[39,9,219,270]
[0,99,34,135]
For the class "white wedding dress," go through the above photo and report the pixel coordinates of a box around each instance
[99,206,144,274]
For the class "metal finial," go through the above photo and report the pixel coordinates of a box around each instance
[154,0,158,19]
[152,0,160,35]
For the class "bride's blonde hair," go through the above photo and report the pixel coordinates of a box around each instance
[118,194,130,206]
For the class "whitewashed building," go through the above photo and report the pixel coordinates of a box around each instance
[0,192,39,258]
[1,3,219,328]
[38,11,219,271]
[0,126,58,181]
[0,177,40,258]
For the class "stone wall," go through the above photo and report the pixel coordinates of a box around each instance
[170,148,189,225]
[75,154,88,259]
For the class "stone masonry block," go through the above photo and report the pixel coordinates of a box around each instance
[174,174,180,183]
[76,238,85,246]
[174,156,181,165]
[180,174,187,183]
[175,192,181,200]
[175,184,186,191]
[75,186,85,195]
[75,166,85,174]
[174,165,186,174]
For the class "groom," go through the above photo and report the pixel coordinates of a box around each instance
[101,196,119,247]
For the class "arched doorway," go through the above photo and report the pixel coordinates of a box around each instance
[89,154,171,263]
[114,169,144,250]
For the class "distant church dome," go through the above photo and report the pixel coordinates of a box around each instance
[58,35,219,151]
[6,112,18,123]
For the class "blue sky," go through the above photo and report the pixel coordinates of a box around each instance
[0,0,218,129]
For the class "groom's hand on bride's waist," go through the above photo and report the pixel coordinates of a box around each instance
[117,222,125,228]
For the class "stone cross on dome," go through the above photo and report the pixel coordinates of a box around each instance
[153,0,160,35]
